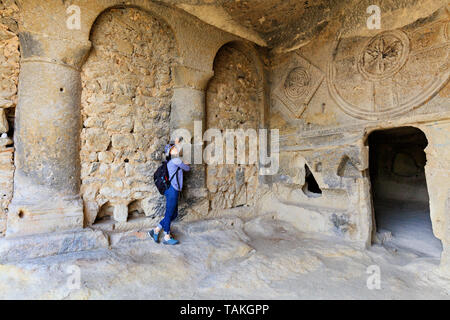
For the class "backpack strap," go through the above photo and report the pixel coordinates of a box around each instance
[168,167,180,184]
[175,166,180,190]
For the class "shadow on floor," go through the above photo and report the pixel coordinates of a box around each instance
[374,199,443,258]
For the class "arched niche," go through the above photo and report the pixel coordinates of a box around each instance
[205,41,267,211]
[80,6,178,226]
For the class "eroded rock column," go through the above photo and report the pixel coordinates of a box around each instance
[422,122,450,270]
[7,32,91,237]
[170,66,213,216]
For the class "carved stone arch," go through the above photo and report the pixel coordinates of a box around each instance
[92,1,241,74]
[205,40,267,210]
[85,3,181,67]
[80,6,179,225]
[224,42,265,85]
[208,40,267,127]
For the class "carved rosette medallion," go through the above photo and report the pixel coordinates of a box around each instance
[273,53,324,119]
[328,19,449,120]
[357,30,410,81]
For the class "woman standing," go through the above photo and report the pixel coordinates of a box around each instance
[148,142,190,245]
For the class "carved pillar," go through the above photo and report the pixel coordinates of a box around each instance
[170,66,214,213]
[7,31,91,237]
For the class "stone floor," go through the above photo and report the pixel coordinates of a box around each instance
[375,200,443,258]
[0,214,449,299]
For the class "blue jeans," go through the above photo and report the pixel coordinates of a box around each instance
[159,185,179,233]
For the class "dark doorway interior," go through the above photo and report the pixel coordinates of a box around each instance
[368,127,442,257]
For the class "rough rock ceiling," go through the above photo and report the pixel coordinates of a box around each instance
[174,0,448,53]
[221,0,338,51]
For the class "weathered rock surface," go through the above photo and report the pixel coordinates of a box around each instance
[0,215,449,299]
[0,228,108,263]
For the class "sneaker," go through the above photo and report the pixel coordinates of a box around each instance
[148,229,159,243]
[163,238,179,245]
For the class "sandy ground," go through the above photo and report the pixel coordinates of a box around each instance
[0,214,449,300]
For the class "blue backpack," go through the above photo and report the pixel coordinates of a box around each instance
[153,160,179,195]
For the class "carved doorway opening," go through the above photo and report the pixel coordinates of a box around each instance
[368,127,442,257]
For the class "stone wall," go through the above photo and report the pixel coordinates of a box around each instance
[206,44,260,210]
[80,8,177,225]
[0,0,19,236]
[266,5,449,247]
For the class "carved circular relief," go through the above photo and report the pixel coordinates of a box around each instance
[358,30,410,81]
[284,67,310,100]
[328,22,449,121]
